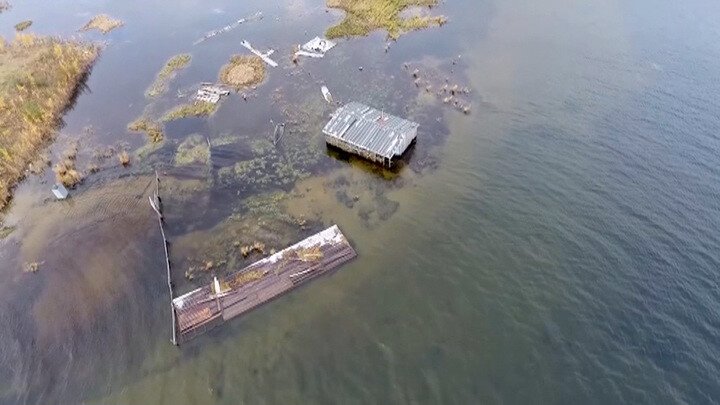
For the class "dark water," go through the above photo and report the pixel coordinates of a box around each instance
[1,0,720,403]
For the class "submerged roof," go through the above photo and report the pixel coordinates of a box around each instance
[323,102,419,159]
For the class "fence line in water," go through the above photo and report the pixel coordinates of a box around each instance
[149,171,178,346]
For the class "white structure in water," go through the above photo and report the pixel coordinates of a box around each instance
[51,183,68,200]
[323,102,418,166]
[295,36,336,58]
[195,84,229,104]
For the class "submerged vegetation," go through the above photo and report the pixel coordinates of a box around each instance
[162,101,218,121]
[217,137,320,193]
[325,0,446,39]
[174,134,209,166]
[81,14,124,34]
[173,190,310,283]
[0,225,15,239]
[127,118,164,143]
[146,53,191,98]
[0,34,99,209]
[219,55,265,90]
[14,20,32,32]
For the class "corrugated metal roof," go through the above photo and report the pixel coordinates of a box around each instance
[323,102,418,159]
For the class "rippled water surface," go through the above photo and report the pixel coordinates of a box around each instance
[1,0,720,403]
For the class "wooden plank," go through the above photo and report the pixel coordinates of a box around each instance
[172,225,356,342]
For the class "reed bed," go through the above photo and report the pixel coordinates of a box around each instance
[0,33,99,209]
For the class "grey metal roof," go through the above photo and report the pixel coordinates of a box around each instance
[323,102,419,159]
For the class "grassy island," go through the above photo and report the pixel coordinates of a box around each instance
[146,53,191,98]
[326,0,446,39]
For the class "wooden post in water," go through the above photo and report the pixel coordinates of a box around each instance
[149,171,178,346]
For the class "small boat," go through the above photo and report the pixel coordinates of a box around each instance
[321,85,333,103]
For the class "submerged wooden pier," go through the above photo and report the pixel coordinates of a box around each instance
[172,225,357,342]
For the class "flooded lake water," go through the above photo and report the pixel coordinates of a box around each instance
[2,0,720,403]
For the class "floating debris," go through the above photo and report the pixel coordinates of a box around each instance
[23,262,40,273]
[195,83,229,104]
[118,151,130,166]
[51,183,68,200]
[272,123,285,145]
[193,11,262,45]
[240,40,278,67]
[294,36,336,59]
[321,85,333,103]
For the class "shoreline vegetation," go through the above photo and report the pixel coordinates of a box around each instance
[81,14,124,34]
[325,0,446,39]
[146,53,192,98]
[0,34,99,209]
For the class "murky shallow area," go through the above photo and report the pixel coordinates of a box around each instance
[2,0,720,403]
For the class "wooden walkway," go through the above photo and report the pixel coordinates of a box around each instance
[172,225,356,342]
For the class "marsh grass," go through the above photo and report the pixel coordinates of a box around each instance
[146,54,191,98]
[14,20,32,32]
[161,101,218,121]
[325,0,446,39]
[127,118,164,143]
[0,33,99,209]
[0,225,15,239]
[82,14,124,34]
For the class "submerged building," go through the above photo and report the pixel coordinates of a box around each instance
[323,102,418,166]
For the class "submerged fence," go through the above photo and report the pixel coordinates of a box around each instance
[149,171,178,346]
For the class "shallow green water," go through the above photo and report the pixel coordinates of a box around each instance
[1,0,720,403]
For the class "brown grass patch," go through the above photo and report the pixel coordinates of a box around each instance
[0,34,99,209]
[227,269,266,289]
[82,14,124,34]
[219,55,265,90]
